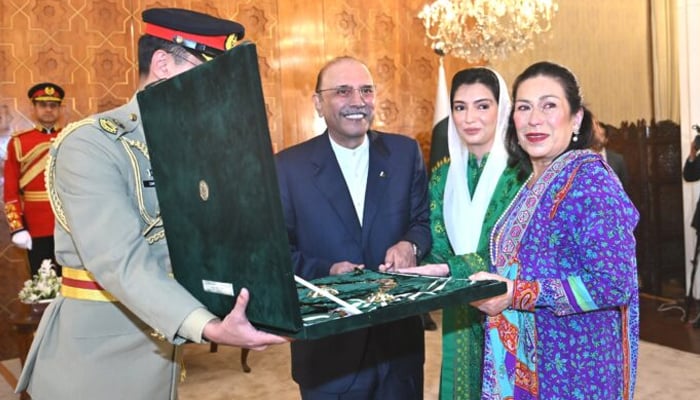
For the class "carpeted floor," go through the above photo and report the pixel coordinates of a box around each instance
[175,337,700,400]
[2,311,699,399]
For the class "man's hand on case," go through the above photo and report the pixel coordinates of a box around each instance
[203,288,290,350]
[330,261,364,275]
[379,240,416,271]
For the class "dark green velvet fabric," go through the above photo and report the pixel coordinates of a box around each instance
[295,270,505,338]
[139,42,301,333]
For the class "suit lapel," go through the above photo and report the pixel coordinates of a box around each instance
[362,131,390,246]
[310,133,362,245]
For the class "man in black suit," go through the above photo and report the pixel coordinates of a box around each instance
[275,56,431,399]
[682,133,700,328]
[592,116,629,189]
[683,134,700,230]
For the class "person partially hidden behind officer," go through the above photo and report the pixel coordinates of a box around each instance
[3,83,64,276]
[15,8,287,400]
[591,114,629,190]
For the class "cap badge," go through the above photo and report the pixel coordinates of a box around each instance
[224,34,238,50]
[45,86,55,95]
[174,35,184,44]
[99,118,119,135]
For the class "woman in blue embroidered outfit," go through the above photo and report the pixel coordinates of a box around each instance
[383,67,524,399]
[469,61,639,399]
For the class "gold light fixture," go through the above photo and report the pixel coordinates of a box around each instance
[418,0,558,63]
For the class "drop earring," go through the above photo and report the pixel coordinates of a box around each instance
[572,129,579,142]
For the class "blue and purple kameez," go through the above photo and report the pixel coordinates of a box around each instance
[484,150,639,400]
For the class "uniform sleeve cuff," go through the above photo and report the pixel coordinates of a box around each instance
[178,308,218,343]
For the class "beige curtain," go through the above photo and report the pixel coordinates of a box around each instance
[651,0,680,122]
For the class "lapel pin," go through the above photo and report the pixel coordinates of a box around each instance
[379,171,386,177]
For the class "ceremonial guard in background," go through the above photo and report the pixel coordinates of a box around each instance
[3,83,64,275]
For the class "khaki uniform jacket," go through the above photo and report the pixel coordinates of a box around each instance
[17,97,215,400]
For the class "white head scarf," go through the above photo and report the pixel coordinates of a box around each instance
[443,68,511,254]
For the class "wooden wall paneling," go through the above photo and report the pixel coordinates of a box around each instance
[632,124,652,294]
[611,120,686,297]
[275,0,323,150]
[73,0,137,113]
[316,0,382,145]
[366,1,400,134]
[1,0,63,131]
[236,1,283,153]
[646,121,685,295]
[643,121,661,295]
[617,119,685,296]
[396,0,441,157]
[608,122,648,290]
[0,0,138,126]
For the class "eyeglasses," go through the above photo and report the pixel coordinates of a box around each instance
[316,85,376,100]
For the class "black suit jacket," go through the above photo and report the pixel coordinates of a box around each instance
[275,130,430,391]
[684,156,700,230]
[606,149,628,190]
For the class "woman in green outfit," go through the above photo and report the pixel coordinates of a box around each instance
[389,67,524,399]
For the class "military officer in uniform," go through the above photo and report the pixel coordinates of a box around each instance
[3,82,64,276]
[16,8,287,400]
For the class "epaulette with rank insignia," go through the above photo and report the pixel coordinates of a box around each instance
[98,117,125,136]
[91,110,139,139]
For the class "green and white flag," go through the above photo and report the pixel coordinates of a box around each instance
[428,56,450,173]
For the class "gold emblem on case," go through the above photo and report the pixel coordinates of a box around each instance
[199,180,209,201]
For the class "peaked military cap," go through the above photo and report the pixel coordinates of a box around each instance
[142,8,245,59]
[28,82,65,102]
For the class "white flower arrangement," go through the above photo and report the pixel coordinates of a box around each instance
[18,259,61,304]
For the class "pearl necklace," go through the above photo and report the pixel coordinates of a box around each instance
[489,150,586,269]
[489,173,533,268]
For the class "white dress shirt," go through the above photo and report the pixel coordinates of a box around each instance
[329,135,369,226]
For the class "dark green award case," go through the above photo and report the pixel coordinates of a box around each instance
[138,41,505,340]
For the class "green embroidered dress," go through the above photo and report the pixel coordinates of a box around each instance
[425,154,523,400]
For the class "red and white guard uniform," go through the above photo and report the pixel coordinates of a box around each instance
[3,126,59,238]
